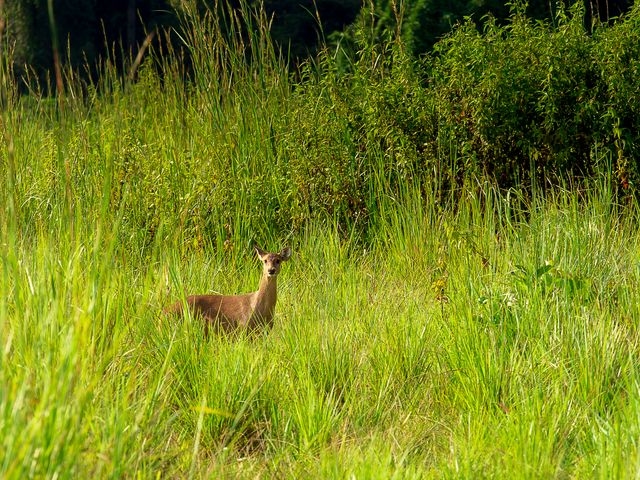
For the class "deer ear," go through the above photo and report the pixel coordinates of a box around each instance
[254,245,267,258]
[280,247,292,261]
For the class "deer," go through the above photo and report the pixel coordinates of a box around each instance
[164,245,292,335]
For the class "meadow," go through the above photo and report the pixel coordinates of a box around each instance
[2,2,640,478]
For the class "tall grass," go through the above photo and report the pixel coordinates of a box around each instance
[2,0,640,477]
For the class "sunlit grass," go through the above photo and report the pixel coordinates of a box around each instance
[2,1,640,478]
[2,175,640,477]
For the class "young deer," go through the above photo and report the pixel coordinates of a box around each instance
[165,245,292,335]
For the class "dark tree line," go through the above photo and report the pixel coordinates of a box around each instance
[2,0,176,90]
[0,0,634,90]
[361,0,633,56]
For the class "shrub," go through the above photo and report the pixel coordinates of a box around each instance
[429,3,640,192]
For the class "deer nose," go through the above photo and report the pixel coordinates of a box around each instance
[268,268,277,275]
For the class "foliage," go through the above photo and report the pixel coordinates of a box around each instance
[3,1,640,244]
[282,34,437,234]
[341,0,573,58]
[277,2,640,229]
[6,0,635,92]
[430,2,640,192]
[2,2,640,476]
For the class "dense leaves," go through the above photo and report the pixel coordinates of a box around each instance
[430,3,640,191]
[280,2,640,230]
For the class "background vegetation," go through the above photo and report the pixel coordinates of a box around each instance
[1,0,640,477]
[3,0,634,86]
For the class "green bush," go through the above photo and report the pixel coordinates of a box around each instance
[279,2,640,232]
[593,6,640,190]
[430,3,640,191]
[280,28,437,235]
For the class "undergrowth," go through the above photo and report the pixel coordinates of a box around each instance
[1,0,640,477]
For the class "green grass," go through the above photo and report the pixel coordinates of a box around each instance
[2,1,640,477]
[2,176,640,477]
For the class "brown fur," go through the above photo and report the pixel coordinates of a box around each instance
[165,245,291,335]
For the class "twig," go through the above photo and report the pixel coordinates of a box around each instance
[128,29,157,82]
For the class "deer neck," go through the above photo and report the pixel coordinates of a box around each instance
[252,274,278,316]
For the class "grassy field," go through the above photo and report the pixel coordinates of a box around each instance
[3,169,640,478]
[2,2,640,478]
